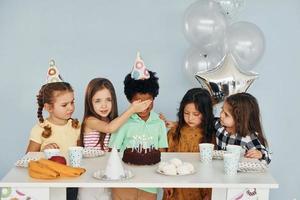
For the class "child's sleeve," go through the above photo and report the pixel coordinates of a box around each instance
[158,121,168,148]
[247,134,271,164]
[29,125,43,145]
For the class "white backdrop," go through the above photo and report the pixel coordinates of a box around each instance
[0,1,299,199]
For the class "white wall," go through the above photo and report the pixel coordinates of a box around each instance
[0,0,299,199]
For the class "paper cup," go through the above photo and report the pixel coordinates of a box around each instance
[43,149,60,159]
[68,146,83,167]
[226,145,242,160]
[199,143,214,163]
[223,152,239,175]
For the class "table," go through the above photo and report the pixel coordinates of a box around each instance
[0,152,278,200]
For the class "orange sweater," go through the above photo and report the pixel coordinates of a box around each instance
[163,125,212,200]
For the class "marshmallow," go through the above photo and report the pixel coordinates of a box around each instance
[170,158,182,167]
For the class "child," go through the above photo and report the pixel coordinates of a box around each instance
[215,92,271,164]
[109,52,168,200]
[26,60,80,156]
[163,88,214,200]
[77,77,151,200]
[25,60,80,200]
[80,77,151,151]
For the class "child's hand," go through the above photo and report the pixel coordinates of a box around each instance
[163,188,174,199]
[43,143,60,150]
[131,99,152,113]
[159,113,176,129]
[244,149,262,159]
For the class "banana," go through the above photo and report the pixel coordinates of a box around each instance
[37,159,86,177]
[28,159,86,179]
[28,161,59,179]
[29,169,57,179]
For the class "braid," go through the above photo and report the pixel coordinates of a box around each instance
[36,90,45,123]
[42,125,52,138]
[37,85,53,138]
[36,82,74,139]
[71,118,80,129]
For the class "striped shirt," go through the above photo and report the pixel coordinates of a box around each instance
[215,119,271,164]
[83,131,111,152]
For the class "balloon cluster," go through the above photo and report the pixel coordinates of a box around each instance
[183,0,265,104]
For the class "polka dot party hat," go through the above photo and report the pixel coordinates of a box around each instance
[131,52,150,80]
[46,59,63,83]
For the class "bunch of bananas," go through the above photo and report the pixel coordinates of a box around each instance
[28,159,86,179]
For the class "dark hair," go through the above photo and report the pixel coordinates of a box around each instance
[225,92,268,147]
[36,82,79,138]
[174,88,215,143]
[80,78,118,148]
[124,70,159,101]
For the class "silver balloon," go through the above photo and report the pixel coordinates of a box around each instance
[184,44,226,83]
[184,0,227,48]
[195,55,258,104]
[227,21,265,72]
[213,0,245,19]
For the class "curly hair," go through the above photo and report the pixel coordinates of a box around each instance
[174,88,215,143]
[225,92,268,147]
[124,70,159,101]
[36,82,79,138]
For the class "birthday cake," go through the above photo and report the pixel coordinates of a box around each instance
[122,147,161,165]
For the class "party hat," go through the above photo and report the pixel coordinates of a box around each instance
[104,147,125,180]
[46,59,63,83]
[131,52,150,80]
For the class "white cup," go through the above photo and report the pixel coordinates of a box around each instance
[199,143,214,163]
[226,145,242,160]
[43,149,60,159]
[68,146,83,167]
[223,152,239,175]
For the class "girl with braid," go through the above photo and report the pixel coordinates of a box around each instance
[26,60,80,157]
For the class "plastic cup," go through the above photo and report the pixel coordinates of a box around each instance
[68,146,83,167]
[43,149,60,159]
[199,143,214,163]
[223,152,239,175]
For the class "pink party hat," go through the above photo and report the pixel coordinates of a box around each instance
[46,59,63,83]
[131,52,150,80]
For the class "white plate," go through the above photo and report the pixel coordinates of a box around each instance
[15,154,42,168]
[93,170,134,181]
[212,150,225,160]
[156,169,196,176]
[238,161,268,173]
[83,148,105,158]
